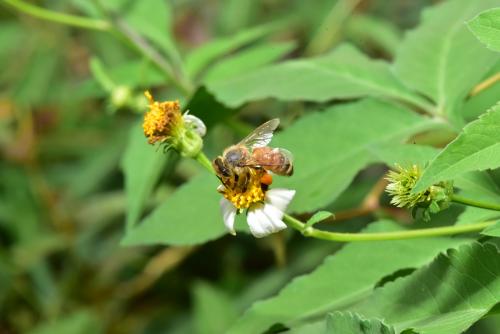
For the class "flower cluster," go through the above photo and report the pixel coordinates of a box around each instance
[218,169,295,238]
[142,91,205,157]
[386,164,453,221]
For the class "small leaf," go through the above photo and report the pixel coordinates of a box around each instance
[467,7,500,52]
[186,22,286,78]
[413,102,500,192]
[304,211,334,229]
[326,312,396,334]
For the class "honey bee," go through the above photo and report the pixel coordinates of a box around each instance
[213,119,293,192]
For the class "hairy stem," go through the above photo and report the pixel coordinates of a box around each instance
[451,194,500,211]
[3,0,110,31]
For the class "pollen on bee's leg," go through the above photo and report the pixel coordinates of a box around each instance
[260,173,273,186]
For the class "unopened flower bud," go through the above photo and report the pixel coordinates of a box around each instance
[385,164,453,221]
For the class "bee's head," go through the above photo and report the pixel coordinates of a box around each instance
[213,156,231,177]
[224,147,244,165]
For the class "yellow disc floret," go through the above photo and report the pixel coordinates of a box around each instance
[221,169,266,210]
[142,91,182,144]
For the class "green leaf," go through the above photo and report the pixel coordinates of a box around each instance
[345,14,402,56]
[203,41,295,84]
[304,211,334,229]
[208,44,428,109]
[413,102,500,192]
[121,172,223,246]
[481,221,500,236]
[226,220,467,334]
[28,310,102,334]
[352,242,500,334]
[193,281,238,334]
[273,99,438,212]
[186,22,286,78]
[120,123,172,230]
[467,7,500,52]
[326,312,396,334]
[394,0,499,116]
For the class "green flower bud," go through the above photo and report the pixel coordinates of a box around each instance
[385,164,453,221]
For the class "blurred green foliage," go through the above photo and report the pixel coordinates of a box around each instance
[1,0,500,333]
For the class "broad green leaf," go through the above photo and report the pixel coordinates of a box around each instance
[121,172,223,246]
[203,41,295,83]
[394,0,499,116]
[186,22,286,78]
[208,44,428,109]
[272,98,438,212]
[413,102,500,192]
[467,7,500,52]
[371,144,438,167]
[121,123,172,230]
[193,282,238,334]
[227,220,467,334]
[326,312,396,334]
[481,221,500,236]
[352,242,500,334]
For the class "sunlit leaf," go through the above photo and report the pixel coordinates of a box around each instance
[394,0,499,117]
[467,7,500,52]
[226,221,467,334]
[208,44,428,109]
[326,312,396,334]
[414,102,500,192]
[352,242,500,334]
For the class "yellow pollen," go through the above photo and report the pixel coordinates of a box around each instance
[222,171,266,210]
[142,91,182,144]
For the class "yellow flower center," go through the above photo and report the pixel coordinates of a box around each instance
[142,91,182,144]
[221,169,267,210]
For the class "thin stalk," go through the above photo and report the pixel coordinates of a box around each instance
[451,194,500,211]
[195,152,214,173]
[284,214,495,242]
[3,0,110,31]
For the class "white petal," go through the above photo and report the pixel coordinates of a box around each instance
[265,188,295,212]
[220,198,237,235]
[247,203,286,238]
[247,205,272,238]
[183,114,207,137]
[262,204,287,231]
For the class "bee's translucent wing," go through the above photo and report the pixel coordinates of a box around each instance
[238,119,280,149]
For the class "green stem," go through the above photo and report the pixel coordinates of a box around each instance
[284,214,494,242]
[3,0,110,31]
[451,194,500,211]
[195,151,494,242]
[195,152,214,173]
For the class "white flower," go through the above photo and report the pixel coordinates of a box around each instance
[220,188,295,238]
